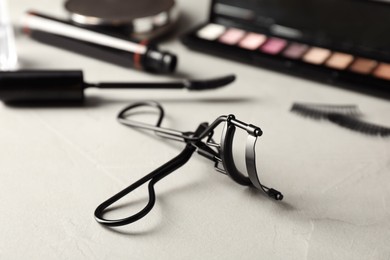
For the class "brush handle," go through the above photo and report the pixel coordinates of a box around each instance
[95,74,235,91]
[22,11,177,73]
[96,82,184,89]
[0,70,85,103]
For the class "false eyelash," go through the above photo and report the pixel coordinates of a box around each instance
[291,103,390,137]
[327,114,390,137]
[291,103,362,119]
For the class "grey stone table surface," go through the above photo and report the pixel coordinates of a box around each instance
[1,0,390,259]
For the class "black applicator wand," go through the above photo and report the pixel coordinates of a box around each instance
[0,70,235,104]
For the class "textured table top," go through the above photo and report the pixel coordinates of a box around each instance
[1,0,390,259]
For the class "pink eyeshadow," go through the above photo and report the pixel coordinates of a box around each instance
[260,38,287,54]
[219,28,246,45]
[283,43,309,59]
[238,33,267,50]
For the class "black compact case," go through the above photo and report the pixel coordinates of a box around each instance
[182,0,390,98]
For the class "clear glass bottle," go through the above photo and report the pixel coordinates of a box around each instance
[0,0,18,71]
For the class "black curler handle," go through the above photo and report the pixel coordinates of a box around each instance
[94,123,207,226]
[95,141,197,226]
[0,70,85,103]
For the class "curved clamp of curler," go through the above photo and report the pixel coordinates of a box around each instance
[94,101,283,227]
[220,114,283,200]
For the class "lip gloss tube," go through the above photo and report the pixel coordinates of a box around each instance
[21,11,177,73]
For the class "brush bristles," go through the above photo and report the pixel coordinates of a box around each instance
[187,74,236,90]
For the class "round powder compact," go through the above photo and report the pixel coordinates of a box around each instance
[64,0,178,39]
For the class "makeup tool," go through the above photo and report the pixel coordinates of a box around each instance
[95,101,283,227]
[182,0,390,96]
[22,11,177,74]
[0,0,18,71]
[0,70,235,104]
[64,0,178,40]
[291,103,390,137]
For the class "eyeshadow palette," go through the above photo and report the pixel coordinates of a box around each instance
[182,0,390,97]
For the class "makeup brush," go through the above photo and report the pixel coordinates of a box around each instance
[0,70,235,104]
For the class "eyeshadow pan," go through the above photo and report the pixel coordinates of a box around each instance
[282,43,309,59]
[238,33,266,50]
[303,47,331,65]
[260,38,287,55]
[197,23,226,41]
[325,52,354,70]
[218,28,246,45]
[373,63,390,80]
[349,58,378,74]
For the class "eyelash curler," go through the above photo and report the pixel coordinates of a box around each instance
[94,101,283,227]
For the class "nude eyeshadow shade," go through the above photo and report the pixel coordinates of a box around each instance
[373,63,390,80]
[196,23,226,40]
[260,38,287,55]
[238,33,266,50]
[325,52,354,70]
[282,43,309,59]
[219,28,246,45]
[303,47,332,65]
[349,58,378,74]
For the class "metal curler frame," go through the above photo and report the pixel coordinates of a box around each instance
[94,101,282,227]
